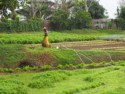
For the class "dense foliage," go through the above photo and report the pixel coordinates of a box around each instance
[0,79,27,94]
[73,10,92,29]
[116,1,125,30]
[88,0,105,19]
[0,0,106,31]
[0,0,19,21]
[51,9,69,30]
[0,19,42,32]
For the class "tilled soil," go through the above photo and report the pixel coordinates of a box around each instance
[52,40,125,50]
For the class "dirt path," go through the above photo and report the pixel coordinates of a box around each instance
[52,40,125,50]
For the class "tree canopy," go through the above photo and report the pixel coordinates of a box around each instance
[116,0,125,30]
[88,0,105,19]
[0,0,19,20]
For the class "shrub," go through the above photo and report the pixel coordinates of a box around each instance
[86,63,97,68]
[23,66,32,71]
[64,64,71,68]
[41,65,51,71]
[31,66,39,71]
[0,68,3,72]
[63,64,74,69]
[116,60,125,66]
[15,67,22,71]
[76,63,84,68]
[113,67,120,70]
[57,64,63,69]
[0,79,27,94]
[68,64,74,68]
[28,70,71,89]
[84,76,95,82]
[28,79,53,89]
[99,61,106,66]
[109,61,116,65]
[7,68,14,73]
[2,68,14,73]
[3,68,9,72]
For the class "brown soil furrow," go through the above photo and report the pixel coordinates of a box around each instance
[52,41,125,50]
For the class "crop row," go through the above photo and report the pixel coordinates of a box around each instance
[0,32,105,44]
[0,60,125,73]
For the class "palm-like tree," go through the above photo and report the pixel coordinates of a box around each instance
[17,0,54,20]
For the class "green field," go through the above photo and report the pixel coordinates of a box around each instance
[0,29,125,68]
[0,29,125,44]
[0,29,125,94]
[1,65,125,94]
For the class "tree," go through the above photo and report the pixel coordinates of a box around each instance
[73,10,91,28]
[17,0,54,20]
[69,0,105,19]
[88,0,105,19]
[118,0,125,19]
[116,0,125,30]
[51,9,69,30]
[0,0,19,20]
[84,0,100,12]
[118,7,125,19]
[51,0,93,30]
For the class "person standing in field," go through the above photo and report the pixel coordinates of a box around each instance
[42,27,51,47]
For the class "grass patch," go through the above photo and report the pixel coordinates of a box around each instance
[28,70,72,89]
[0,44,26,67]
[0,44,125,68]
[103,87,125,94]
[1,65,125,94]
[0,79,27,94]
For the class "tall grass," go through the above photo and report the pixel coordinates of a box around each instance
[0,20,42,32]
[0,44,26,67]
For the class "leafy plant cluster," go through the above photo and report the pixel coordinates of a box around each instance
[1,60,124,73]
[0,79,27,94]
[0,63,85,73]
[28,70,72,89]
[57,63,84,69]
[0,32,102,44]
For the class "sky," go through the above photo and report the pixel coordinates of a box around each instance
[99,0,120,19]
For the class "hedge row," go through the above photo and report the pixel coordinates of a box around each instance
[0,20,42,32]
